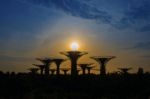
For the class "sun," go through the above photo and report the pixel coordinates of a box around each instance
[70,42,79,51]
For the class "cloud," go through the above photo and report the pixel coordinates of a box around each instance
[0,55,33,61]
[114,0,150,30]
[139,24,150,32]
[125,1,150,21]
[24,0,150,32]
[127,41,150,50]
[8,0,150,36]
[22,0,112,23]
[141,55,150,58]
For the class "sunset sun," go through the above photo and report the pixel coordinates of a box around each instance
[70,42,79,51]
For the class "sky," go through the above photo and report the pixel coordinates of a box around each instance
[0,0,150,73]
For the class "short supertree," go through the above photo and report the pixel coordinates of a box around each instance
[53,58,67,76]
[77,69,81,75]
[91,56,116,76]
[33,64,45,75]
[87,66,95,75]
[28,68,39,74]
[49,69,56,75]
[78,63,93,75]
[61,68,70,75]
[137,67,144,75]
[118,68,132,75]
[36,57,54,76]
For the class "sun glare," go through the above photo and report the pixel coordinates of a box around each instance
[70,42,79,51]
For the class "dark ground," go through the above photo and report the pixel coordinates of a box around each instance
[0,73,150,99]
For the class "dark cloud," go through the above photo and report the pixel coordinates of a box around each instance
[115,0,150,30]
[125,1,150,21]
[141,55,150,58]
[127,41,150,50]
[26,0,150,32]
[23,0,112,23]
[139,24,150,32]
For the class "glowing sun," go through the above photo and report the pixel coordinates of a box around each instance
[70,42,79,51]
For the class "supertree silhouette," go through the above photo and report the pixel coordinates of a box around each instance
[28,68,39,74]
[78,63,93,75]
[77,69,81,75]
[33,64,45,75]
[87,66,95,75]
[60,51,88,76]
[36,58,54,76]
[49,69,56,75]
[61,68,70,75]
[118,68,132,75]
[91,56,116,76]
[137,67,144,75]
[53,58,67,76]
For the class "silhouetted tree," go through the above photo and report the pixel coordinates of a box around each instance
[28,68,39,74]
[137,67,144,75]
[61,68,70,75]
[78,63,93,75]
[36,58,54,76]
[60,51,88,76]
[33,64,45,75]
[91,56,115,76]
[49,69,56,75]
[53,58,67,76]
[118,68,132,75]
[87,66,95,75]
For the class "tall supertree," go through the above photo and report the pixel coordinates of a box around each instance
[36,58,54,76]
[91,56,116,76]
[60,51,88,76]
[33,64,45,75]
[53,58,67,75]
